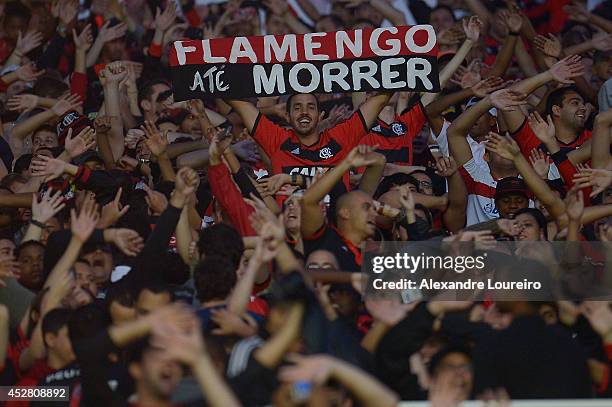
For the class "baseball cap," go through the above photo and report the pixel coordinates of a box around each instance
[56,110,92,146]
[495,177,530,200]
[466,97,497,117]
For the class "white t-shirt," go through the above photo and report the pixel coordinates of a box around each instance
[459,158,499,226]
[432,120,487,167]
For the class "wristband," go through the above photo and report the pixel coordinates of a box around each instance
[509,31,520,36]
[30,219,46,229]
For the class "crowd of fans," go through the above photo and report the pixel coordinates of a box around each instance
[0,0,612,405]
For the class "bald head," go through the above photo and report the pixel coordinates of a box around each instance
[336,190,372,219]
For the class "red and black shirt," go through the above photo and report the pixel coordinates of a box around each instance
[304,224,362,272]
[361,100,427,166]
[251,111,369,180]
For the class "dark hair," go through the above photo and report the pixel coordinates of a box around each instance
[4,1,31,22]
[138,78,170,103]
[68,304,110,348]
[194,255,237,302]
[42,308,73,347]
[428,345,472,376]
[352,18,376,28]
[13,154,33,174]
[486,0,508,12]
[33,124,57,136]
[285,93,320,114]
[514,208,547,231]
[32,76,70,99]
[374,174,419,198]
[106,283,135,308]
[545,86,583,116]
[16,240,46,258]
[198,224,244,268]
[137,281,173,300]
[0,173,28,190]
[429,5,456,22]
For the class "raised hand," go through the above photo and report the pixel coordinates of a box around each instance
[208,127,233,160]
[472,76,505,98]
[527,111,556,146]
[30,156,67,181]
[15,63,44,82]
[7,94,39,112]
[346,144,381,168]
[0,259,21,287]
[151,311,205,366]
[549,55,585,84]
[580,301,612,341]
[125,129,144,149]
[105,228,144,256]
[32,189,66,224]
[462,15,482,42]
[450,61,482,90]
[257,174,290,196]
[99,187,130,228]
[70,197,100,243]
[565,186,584,222]
[94,115,112,134]
[592,33,612,52]
[58,0,79,28]
[97,20,128,43]
[72,24,93,51]
[528,149,550,179]
[103,61,128,84]
[489,88,527,111]
[210,309,258,337]
[563,1,590,23]
[438,26,466,46]
[174,167,200,197]
[154,4,177,32]
[573,168,612,198]
[365,296,417,326]
[15,31,43,55]
[533,34,562,58]
[51,94,82,116]
[143,184,168,215]
[278,354,334,384]
[65,127,97,158]
[398,184,415,212]
[500,9,522,33]
[484,132,520,160]
[141,121,168,157]
[435,156,458,178]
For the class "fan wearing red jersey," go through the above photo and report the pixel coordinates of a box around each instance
[227,93,391,180]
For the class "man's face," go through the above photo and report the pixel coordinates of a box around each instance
[102,38,126,61]
[288,94,319,137]
[75,261,97,298]
[539,304,558,325]
[514,212,542,241]
[306,250,339,271]
[136,289,171,316]
[134,347,183,401]
[495,193,528,219]
[470,113,494,139]
[40,217,61,245]
[32,130,59,153]
[283,196,302,233]
[555,91,586,131]
[412,172,433,196]
[83,247,113,285]
[430,8,454,33]
[593,57,612,82]
[432,353,473,402]
[18,244,45,290]
[180,113,202,135]
[344,192,377,239]
[47,326,76,364]
[143,83,171,118]
[0,239,16,261]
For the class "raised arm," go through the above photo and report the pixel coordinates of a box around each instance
[99,63,128,160]
[226,99,260,134]
[359,93,392,129]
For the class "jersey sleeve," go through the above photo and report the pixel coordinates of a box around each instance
[251,114,292,158]
[397,100,427,142]
[459,158,495,194]
[326,110,369,150]
[511,119,542,157]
